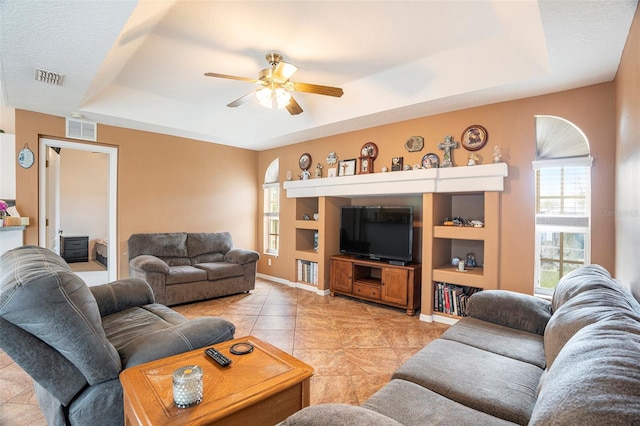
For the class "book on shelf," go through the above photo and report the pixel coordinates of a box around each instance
[297,259,318,286]
[433,283,482,317]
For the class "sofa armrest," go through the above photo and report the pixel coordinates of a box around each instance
[280,404,403,426]
[90,278,155,317]
[121,316,236,367]
[224,248,260,265]
[129,255,170,274]
[466,290,552,335]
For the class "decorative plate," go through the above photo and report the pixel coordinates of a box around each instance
[404,136,424,152]
[360,142,378,159]
[421,153,439,169]
[18,145,35,169]
[299,153,312,170]
[461,125,488,151]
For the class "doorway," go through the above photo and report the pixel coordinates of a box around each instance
[38,138,118,283]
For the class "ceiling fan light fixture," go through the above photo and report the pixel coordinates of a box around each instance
[256,87,291,109]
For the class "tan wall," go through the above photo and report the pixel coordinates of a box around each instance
[258,83,617,295]
[15,110,259,278]
[616,5,640,298]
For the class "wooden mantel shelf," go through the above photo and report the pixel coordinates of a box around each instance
[283,162,508,198]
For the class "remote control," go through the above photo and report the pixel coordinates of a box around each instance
[204,347,232,367]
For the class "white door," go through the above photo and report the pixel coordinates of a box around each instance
[45,147,61,254]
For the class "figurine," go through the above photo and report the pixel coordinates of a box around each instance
[493,145,503,163]
[438,136,458,167]
[466,253,477,268]
[467,153,479,166]
[300,170,311,180]
[315,163,323,178]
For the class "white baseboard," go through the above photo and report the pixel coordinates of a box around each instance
[431,313,459,325]
[256,273,329,296]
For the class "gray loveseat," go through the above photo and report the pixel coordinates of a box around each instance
[283,264,640,425]
[128,232,260,306]
[0,245,235,425]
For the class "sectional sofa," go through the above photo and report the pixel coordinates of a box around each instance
[283,264,640,425]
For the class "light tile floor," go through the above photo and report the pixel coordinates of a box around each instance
[0,277,449,425]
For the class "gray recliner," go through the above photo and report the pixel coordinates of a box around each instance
[0,245,236,426]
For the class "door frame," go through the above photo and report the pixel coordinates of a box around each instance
[38,138,118,282]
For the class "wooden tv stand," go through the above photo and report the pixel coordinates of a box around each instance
[329,255,421,315]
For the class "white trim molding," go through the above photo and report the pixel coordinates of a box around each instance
[284,163,508,198]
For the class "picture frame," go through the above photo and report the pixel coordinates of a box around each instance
[339,159,356,176]
[327,167,337,178]
[391,156,404,171]
[461,125,488,151]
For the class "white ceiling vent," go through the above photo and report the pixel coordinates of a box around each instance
[66,118,97,141]
[34,68,64,85]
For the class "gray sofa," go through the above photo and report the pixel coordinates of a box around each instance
[128,232,260,306]
[283,264,640,425]
[0,246,235,426]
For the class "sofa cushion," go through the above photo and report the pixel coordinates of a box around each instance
[160,257,192,267]
[165,266,208,285]
[551,264,638,312]
[192,253,225,264]
[194,262,244,281]
[544,264,640,368]
[393,339,542,424]
[282,403,403,426]
[187,232,233,257]
[363,379,516,426]
[531,318,640,424]
[441,317,546,369]
[128,233,188,259]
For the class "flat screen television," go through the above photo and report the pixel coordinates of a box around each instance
[340,206,413,264]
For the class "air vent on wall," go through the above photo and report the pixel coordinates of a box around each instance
[66,118,97,141]
[34,68,64,85]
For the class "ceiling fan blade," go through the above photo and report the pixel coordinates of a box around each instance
[286,96,303,115]
[291,81,344,97]
[205,72,260,84]
[272,61,299,83]
[227,90,257,108]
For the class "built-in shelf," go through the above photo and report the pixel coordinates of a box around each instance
[284,163,508,198]
[286,164,507,318]
[433,226,488,240]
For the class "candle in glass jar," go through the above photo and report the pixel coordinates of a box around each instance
[173,365,203,408]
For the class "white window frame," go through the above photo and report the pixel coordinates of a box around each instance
[263,183,280,256]
[533,157,592,296]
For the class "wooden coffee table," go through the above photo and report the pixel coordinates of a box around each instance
[120,336,314,426]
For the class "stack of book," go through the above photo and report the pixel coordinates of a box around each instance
[297,260,318,285]
[433,283,482,317]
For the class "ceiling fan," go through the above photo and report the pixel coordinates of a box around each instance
[205,53,344,115]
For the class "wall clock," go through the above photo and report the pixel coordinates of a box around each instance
[360,142,378,159]
[299,153,312,171]
[18,144,35,169]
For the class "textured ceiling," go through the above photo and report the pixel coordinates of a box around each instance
[0,1,637,151]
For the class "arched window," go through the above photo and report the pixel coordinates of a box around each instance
[532,116,592,295]
[263,159,280,255]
